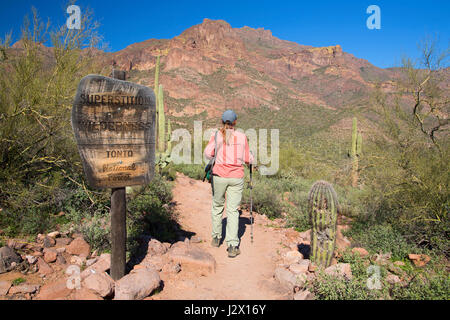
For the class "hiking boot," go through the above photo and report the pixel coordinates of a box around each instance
[227,245,241,258]
[211,237,221,247]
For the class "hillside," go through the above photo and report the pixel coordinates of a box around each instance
[94,19,403,141]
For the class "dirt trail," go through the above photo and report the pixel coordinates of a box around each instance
[156,173,289,300]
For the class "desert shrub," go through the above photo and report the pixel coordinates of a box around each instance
[172,163,204,180]
[346,221,420,260]
[390,272,450,300]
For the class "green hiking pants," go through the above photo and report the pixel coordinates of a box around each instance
[211,175,244,247]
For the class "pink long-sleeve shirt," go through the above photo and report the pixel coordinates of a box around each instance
[204,129,254,179]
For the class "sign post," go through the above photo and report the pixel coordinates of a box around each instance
[71,71,156,280]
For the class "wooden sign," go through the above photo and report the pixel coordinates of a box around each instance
[71,74,156,189]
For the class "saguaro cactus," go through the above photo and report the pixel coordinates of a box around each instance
[308,180,339,268]
[351,117,362,187]
[166,119,172,154]
[157,84,166,152]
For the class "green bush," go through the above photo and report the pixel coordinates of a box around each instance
[346,221,419,260]
[172,163,204,180]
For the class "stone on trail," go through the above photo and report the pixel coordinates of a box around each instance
[293,289,314,300]
[324,263,353,280]
[0,246,22,273]
[274,267,307,292]
[82,272,115,297]
[55,238,72,246]
[0,281,11,296]
[37,257,53,275]
[70,255,86,266]
[71,287,103,300]
[66,237,90,257]
[289,259,310,274]
[35,278,73,300]
[44,249,57,263]
[9,284,40,294]
[80,253,111,280]
[47,231,60,238]
[43,236,56,248]
[283,250,303,265]
[167,242,216,275]
[114,267,161,300]
[147,238,168,256]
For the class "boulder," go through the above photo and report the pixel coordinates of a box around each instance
[71,287,103,300]
[35,278,73,300]
[47,231,60,238]
[0,281,11,296]
[82,273,114,297]
[293,289,314,300]
[147,239,168,256]
[408,254,431,267]
[44,249,57,263]
[56,238,72,246]
[56,254,67,265]
[9,284,40,294]
[70,255,86,266]
[0,246,22,273]
[37,257,53,275]
[66,238,90,257]
[86,258,98,267]
[43,236,56,248]
[114,267,161,300]
[274,267,307,292]
[289,259,310,274]
[80,253,110,280]
[324,263,353,280]
[167,242,216,275]
[283,250,303,265]
[162,262,181,274]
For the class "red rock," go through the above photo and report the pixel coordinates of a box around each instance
[408,254,431,267]
[35,279,73,300]
[352,247,369,257]
[9,284,40,294]
[0,281,11,295]
[43,236,56,248]
[114,267,161,300]
[167,242,216,275]
[82,273,114,297]
[66,238,90,257]
[147,239,168,256]
[44,249,57,263]
[80,253,111,279]
[56,238,72,246]
[37,257,53,275]
[71,287,103,300]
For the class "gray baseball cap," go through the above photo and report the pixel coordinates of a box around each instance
[222,109,237,123]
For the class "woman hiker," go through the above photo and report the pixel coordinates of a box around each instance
[204,110,254,258]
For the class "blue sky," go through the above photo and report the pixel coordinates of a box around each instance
[1,0,448,68]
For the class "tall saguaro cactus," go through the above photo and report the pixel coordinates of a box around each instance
[351,117,362,187]
[308,180,339,268]
[157,84,166,152]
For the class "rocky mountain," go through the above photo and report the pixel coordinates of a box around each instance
[98,19,398,127]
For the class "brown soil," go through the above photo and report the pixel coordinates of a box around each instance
[155,173,289,300]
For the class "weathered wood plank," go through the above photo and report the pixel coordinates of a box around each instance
[71,74,156,188]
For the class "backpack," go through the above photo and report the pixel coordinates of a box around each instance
[203,130,218,183]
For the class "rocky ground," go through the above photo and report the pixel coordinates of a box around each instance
[0,173,424,300]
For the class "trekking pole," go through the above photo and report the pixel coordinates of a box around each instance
[249,164,253,244]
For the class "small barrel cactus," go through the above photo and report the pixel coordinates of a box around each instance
[308,180,339,268]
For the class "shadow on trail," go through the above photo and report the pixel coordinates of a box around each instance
[220,215,252,246]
